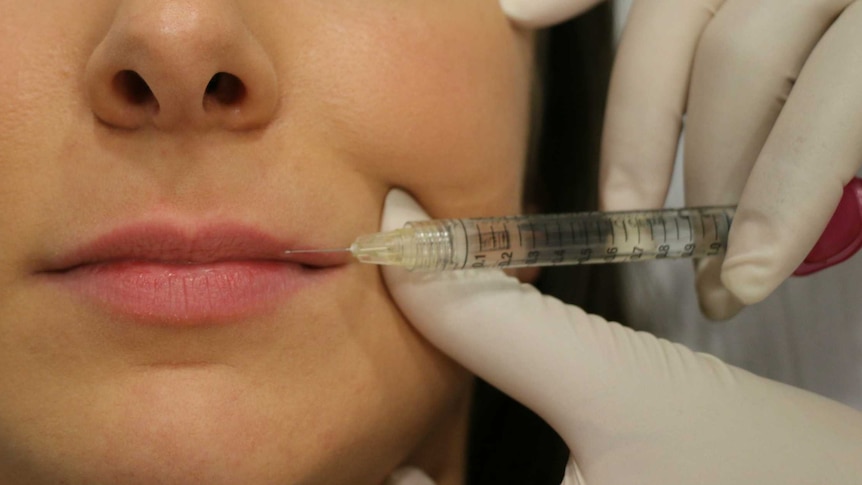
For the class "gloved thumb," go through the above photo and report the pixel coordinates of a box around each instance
[385,467,436,485]
[379,189,638,441]
[380,189,862,485]
[500,0,603,28]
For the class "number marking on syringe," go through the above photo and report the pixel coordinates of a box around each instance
[339,206,738,271]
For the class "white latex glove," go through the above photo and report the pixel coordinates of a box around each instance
[599,0,862,319]
[499,0,603,28]
[382,189,862,485]
[386,468,435,485]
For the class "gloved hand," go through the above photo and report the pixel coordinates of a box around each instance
[499,0,603,28]
[597,0,862,319]
[382,189,862,485]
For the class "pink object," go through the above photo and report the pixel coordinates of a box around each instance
[40,222,346,324]
[794,177,862,276]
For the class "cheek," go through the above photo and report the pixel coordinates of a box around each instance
[0,4,117,257]
[283,5,535,218]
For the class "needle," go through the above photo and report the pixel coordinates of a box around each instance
[283,248,352,256]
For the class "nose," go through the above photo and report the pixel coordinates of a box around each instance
[84,0,279,131]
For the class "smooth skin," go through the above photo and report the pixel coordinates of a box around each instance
[0,2,534,484]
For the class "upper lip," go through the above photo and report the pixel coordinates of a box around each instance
[42,221,349,272]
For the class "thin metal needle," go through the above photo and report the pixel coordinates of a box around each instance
[283,248,352,255]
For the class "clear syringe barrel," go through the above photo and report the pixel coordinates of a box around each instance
[350,207,735,271]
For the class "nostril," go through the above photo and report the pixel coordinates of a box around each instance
[204,72,246,106]
[113,70,158,109]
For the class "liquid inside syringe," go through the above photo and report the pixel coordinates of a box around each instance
[286,207,735,271]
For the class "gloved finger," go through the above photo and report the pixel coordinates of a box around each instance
[384,467,436,485]
[720,2,862,305]
[381,189,862,484]
[379,190,740,447]
[682,0,851,319]
[378,191,595,481]
[600,0,725,211]
[500,0,603,28]
[380,189,611,435]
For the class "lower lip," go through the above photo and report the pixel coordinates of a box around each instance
[50,260,324,324]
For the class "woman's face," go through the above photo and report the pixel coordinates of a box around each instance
[0,2,533,484]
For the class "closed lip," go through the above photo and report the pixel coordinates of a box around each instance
[39,221,350,325]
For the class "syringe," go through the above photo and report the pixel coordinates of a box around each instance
[285,206,735,271]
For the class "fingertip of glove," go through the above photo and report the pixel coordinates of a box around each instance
[697,288,745,321]
[718,177,862,301]
[498,0,538,25]
[499,0,588,28]
[719,257,779,307]
[384,467,435,485]
[379,189,522,290]
[382,188,430,232]
[695,259,745,320]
